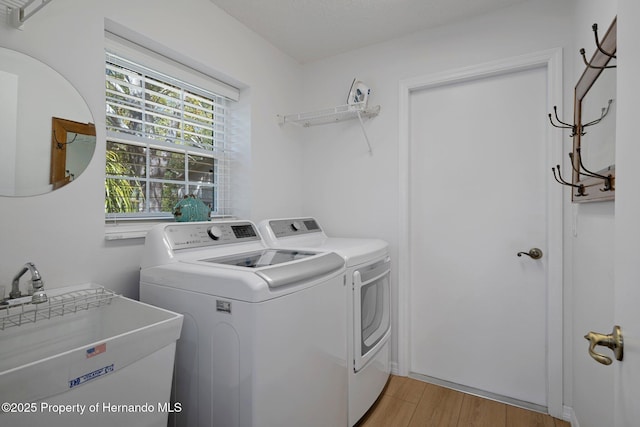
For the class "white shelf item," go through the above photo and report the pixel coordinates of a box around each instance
[5,0,53,29]
[278,102,380,127]
[278,102,380,154]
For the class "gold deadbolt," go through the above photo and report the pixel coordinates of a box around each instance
[584,325,624,366]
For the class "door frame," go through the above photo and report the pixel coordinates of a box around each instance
[396,48,564,418]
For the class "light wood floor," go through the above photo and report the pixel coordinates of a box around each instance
[356,376,571,427]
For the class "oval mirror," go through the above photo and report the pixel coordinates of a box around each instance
[0,47,95,196]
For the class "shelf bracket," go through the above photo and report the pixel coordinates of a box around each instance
[277,103,380,154]
[9,0,53,29]
[355,110,373,155]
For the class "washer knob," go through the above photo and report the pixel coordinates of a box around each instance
[207,226,222,240]
[291,221,303,231]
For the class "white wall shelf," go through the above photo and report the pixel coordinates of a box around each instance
[3,0,53,29]
[278,102,380,154]
[278,102,380,127]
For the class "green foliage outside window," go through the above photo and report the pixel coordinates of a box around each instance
[105,57,220,216]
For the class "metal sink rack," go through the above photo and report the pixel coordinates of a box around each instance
[0,286,118,330]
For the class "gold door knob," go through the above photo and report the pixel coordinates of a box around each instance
[517,248,543,259]
[584,325,623,365]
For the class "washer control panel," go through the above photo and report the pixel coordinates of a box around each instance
[268,218,322,238]
[164,221,261,251]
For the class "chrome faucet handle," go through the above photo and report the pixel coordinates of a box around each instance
[10,262,47,303]
[31,286,48,304]
[29,265,47,304]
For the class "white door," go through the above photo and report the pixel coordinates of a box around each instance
[407,62,556,408]
[614,2,640,424]
[614,141,640,426]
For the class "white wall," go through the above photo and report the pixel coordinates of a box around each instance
[0,0,627,424]
[300,1,621,424]
[300,0,576,402]
[570,3,617,427]
[0,0,304,298]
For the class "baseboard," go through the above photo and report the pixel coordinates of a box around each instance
[564,406,578,426]
[391,367,578,426]
[410,373,548,414]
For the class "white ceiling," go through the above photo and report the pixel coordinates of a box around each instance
[209,0,530,63]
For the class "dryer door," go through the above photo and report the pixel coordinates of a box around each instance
[354,257,391,372]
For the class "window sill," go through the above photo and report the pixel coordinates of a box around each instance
[104,216,235,241]
[104,221,170,241]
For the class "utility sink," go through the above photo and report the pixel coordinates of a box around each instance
[0,284,183,427]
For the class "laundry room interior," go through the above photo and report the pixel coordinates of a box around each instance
[1,0,639,426]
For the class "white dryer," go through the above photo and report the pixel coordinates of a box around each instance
[139,220,348,427]
[258,217,391,426]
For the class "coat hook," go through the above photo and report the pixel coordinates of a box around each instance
[552,164,587,197]
[53,130,77,149]
[579,22,617,70]
[574,148,614,192]
[548,106,577,137]
[580,48,616,70]
[591,23,617,59]
[582,99,613,133]
[569,151,604,183]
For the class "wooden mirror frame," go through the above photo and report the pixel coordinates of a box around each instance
[50,117,96,190]
[572,17,617,202]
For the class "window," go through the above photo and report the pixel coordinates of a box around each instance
[105,48,235,219]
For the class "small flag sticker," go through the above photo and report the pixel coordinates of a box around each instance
[86,343,107,358]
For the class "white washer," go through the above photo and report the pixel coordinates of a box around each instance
[258,217,391,426]
[139,220,348,427]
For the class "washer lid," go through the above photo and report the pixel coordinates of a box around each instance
[201,249,317,268]
[258,218,388,267]
[201,250,345,288]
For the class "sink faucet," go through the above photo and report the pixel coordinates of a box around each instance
[10,262,48,304]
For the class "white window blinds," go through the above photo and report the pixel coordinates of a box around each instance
[105,42,237,219]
